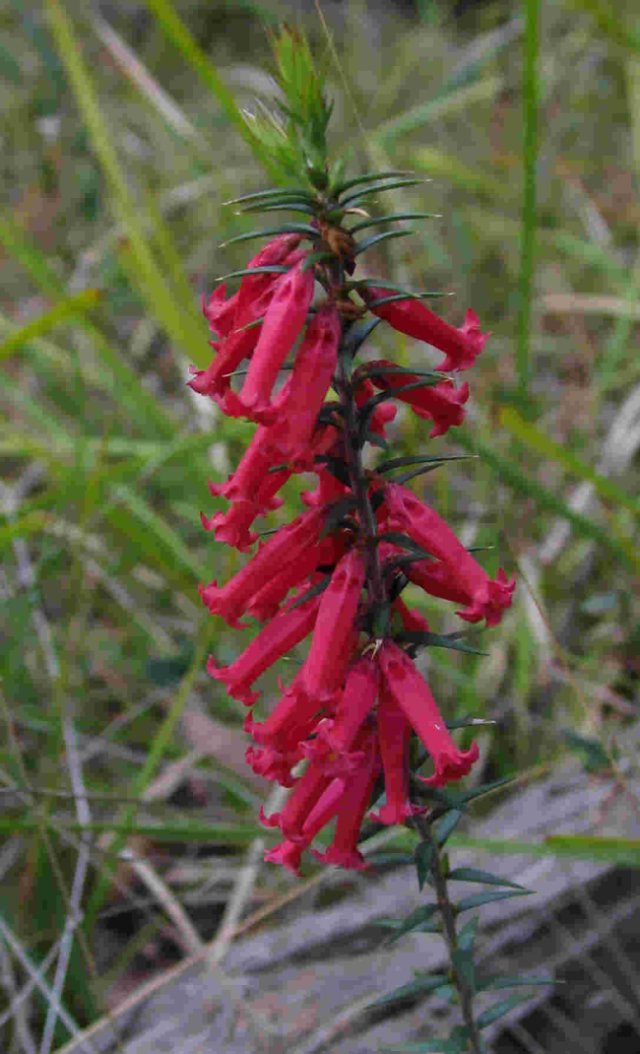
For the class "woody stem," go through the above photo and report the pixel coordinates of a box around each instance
[335,350,387,613]
[414,814,484,1054]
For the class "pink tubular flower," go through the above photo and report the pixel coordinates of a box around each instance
[200,499,260,552]
[264,776,348,874]
[245,744,301,787]
[207,592,321,705]
[246,538,339,622]
[299,549,366,703]
[302,656,379,767]
[363,287,490,372]
[312,727,380,870]
[382,482,515,627]
[233,262,315,418]
[366,360,469,438]
[301,468,350,509]
[247,673,327,753]
[260,754,337,843]
[379,640,479,786]
[370,681,424,825]
[209,383,293,506]
[354,377,398,438]
[392,596,431,635]
[202,283,238,337]
[189,234,303,398]
[264,839,305,877]
[199,506,325,627]
[268,304,341,459]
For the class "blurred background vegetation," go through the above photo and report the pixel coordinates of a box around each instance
[0,0,638,1048]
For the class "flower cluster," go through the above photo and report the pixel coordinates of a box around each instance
[191,209,514,875]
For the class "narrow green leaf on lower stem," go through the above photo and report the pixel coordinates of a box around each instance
[476,975,555,993]
[436,809,463,846]
[457,915,480,952]
[381,903,440,944]
[448,867,527,890]
[452,945,476,993]
[368,973,450,1009]
[457,888,531,913]
[414,839,434,890]
[476,993,532,1029]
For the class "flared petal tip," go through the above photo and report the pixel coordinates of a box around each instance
[421,740,480,787]
[264,840,303,876]
[369,802,427,826]
[311,847,368,871]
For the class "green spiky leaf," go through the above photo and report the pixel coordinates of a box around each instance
[476,994,532,1029]
[383,902,440,943]
[414,839,434,890]
[350,211,441,233]
[220,223,319,247]
[448,868,527,890]
[435,809,463,846]
[215,264,289,282]
[224,186,315,206]
[368,973,449,1009]
[397,630,488,656]
[354,229,414,256]
[340,177,427,207]
[476,975,555,993]
[457,889,531,913]
[333,169,414,195]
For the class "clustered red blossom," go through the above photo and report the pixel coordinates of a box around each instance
[190,229,514,875]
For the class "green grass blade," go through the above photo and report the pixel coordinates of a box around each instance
[141,0,275,175]
[500,407,640,518]
[516,0,540,400]
[454,430,639,571]
[0,289,101,361]
[46,0,207,367]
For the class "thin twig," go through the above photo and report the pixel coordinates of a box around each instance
[414,815,484,1054]
[39,719,93,1054]
[0,914,92,1051]
[0,936,38,1054]
[125,852,203,957]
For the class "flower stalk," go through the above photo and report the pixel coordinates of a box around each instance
[414,813,485,1054]
[187,27,520,1050]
